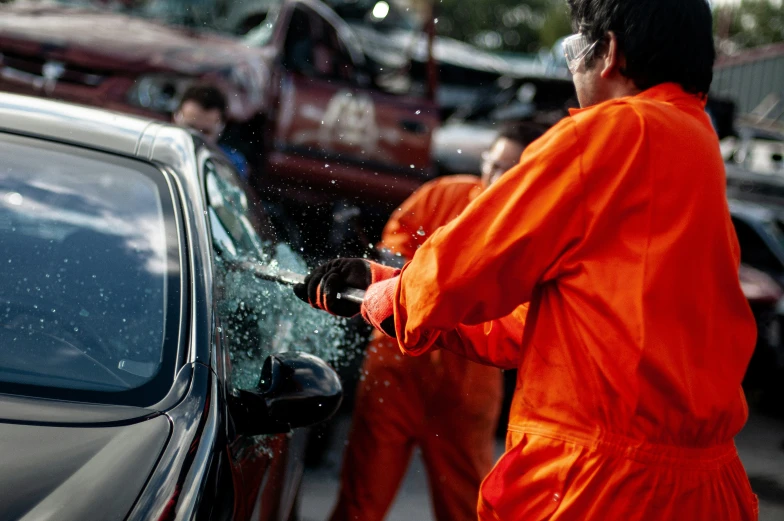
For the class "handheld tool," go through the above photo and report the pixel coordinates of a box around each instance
[234,261,366,305]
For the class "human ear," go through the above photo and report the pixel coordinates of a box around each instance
[600,31,622,79]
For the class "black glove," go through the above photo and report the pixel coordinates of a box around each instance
[294,258,372,317]
[294,258,400,317]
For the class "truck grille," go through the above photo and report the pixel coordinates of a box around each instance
[0,51,107,87]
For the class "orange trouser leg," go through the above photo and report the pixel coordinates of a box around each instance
[329,343,421,521]
[420,351,503,521]
[419,415,499,521]
[328,412,414,521]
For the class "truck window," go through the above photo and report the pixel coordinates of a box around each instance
[283,6,357,85]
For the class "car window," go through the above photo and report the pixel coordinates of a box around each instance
[0,134,181,406]
[204,159,351,391]
[283,6,357,84]
[732,217,784,275]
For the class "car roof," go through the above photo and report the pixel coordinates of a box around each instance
[0,92,201,168]
[0,92,156,154]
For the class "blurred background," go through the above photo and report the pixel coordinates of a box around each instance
[0,0,783,520]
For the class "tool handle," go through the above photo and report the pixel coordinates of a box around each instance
[334,287,366,305]
[237,262,366,304]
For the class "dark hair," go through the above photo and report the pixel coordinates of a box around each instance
[497,121,547,147]
[567,0,715,96]
[178,83,228,120]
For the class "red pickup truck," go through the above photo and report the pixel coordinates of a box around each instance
[0,0,439,224]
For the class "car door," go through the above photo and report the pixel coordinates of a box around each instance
[273,4,364,164]
[204,154,346,520]
[268,1,438,201]
[363,81,439,179]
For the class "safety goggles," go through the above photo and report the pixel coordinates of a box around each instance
[562,33,598,74]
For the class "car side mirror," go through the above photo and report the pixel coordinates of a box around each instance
[231,352,343,435]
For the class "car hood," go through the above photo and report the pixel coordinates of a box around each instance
[0,4,268,76]
[0,403,171,521]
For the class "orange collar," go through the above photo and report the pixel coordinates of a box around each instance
[569,83,706,116]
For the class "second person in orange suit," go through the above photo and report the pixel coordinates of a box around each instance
[296,1,759,519]
[325,123,546,521]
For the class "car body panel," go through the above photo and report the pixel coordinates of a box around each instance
[0,411,170,521]
[0,392,158,425]
[127,363,221,521]
[0,93,313,520]
[0,92,152,155]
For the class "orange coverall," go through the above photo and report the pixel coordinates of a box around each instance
[388,84,759,520]
[330,176,506,521]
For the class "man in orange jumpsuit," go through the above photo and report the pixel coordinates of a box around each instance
[322,123,545,521]
[295,0,759,519]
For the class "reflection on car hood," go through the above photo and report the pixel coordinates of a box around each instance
[0,3,267,75]
[0,412,170,521]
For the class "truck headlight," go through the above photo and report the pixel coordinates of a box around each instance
[127,74,192,113]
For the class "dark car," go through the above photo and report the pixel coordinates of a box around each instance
[0,92,351,520]
[727,199,784,410]
[729,199,784,286]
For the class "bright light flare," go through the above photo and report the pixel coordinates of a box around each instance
[4,192,23,206]
[372,1,390,20]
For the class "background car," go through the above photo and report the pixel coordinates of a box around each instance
[432,74,577,175]
[729,199,784,284]
[726,199,784,412]
[0,92,356,520]
[723,125,784,176]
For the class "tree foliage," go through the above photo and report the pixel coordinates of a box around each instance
[432,0,571,53]
[715,0,784,51]
[412,0,784,55]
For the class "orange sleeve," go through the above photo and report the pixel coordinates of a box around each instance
[438,304,529,369]
[380,180,439,260]
[393,118,586,355]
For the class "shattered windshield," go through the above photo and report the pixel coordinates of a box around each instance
[0,134,181,406]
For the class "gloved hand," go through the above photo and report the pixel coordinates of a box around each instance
[293,258,399,317]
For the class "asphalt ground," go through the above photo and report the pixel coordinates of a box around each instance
[299,409,784,521]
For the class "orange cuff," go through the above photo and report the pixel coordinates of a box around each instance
[368,262,399,284]
[361,276,398,337]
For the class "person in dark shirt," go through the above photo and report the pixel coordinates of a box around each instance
[173,83,249,180]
